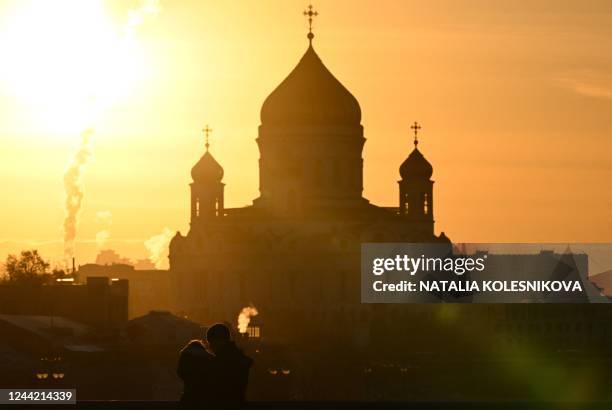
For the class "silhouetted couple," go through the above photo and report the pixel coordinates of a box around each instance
[178,323,253,410]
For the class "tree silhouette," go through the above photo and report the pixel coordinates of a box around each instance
[3,250,50,284]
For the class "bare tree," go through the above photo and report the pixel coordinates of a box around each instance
[4,250,50,285]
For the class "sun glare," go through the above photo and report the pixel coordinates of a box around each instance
[0,0,143,136]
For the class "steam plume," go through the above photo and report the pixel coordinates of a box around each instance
[60,1,162,265]
[94,210,113,249]
[238,306,259,334]
[95,210,113,225]
[63,129,93,262]
[95,230,111,249]
[144,227,173,269]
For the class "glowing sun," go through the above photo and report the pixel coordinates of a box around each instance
[0,0,143,135]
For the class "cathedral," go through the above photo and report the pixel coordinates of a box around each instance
[166,11,612,400]
[169,16,449,344]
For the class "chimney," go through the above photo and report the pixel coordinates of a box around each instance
[72,257,76,274]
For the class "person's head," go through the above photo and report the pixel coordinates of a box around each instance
[206,323,231,352]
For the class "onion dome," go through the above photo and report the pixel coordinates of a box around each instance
[260,45,361,127]
[191,151,223,183]
[400,122,433,180]
[400,147,433,180]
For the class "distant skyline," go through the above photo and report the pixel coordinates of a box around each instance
[1,0,611,266]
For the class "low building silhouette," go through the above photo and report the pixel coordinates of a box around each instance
[77,264,171,319]
[0,276,128,329]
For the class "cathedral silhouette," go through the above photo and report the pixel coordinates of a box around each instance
[168,17,449,341]
[152,8,612,400]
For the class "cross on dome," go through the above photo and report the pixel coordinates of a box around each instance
[303,4,319,44]
[411,121,422,147]
[202,124,213,151]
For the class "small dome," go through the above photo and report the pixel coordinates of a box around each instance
[169,231,183,251]
[191,151,223,183]
[400,147,433,180]
[260,45,361,127]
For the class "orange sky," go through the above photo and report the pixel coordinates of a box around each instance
[0,0,611,267]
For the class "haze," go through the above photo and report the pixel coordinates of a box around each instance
[0,0,610,266]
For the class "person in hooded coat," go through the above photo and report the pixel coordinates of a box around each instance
[206,323,253,410]
[177,339,215,409]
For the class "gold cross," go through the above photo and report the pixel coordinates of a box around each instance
[411,121,422,147]
[203,124,212,151]
[303,4,318,43]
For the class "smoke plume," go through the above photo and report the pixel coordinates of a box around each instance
[94,210,113,249]
[63,128,93,262]
[95,230,111,249]
[144,227,173,269]
[60,1,162,265]
[238,306,259,334]
[95,210,113,225]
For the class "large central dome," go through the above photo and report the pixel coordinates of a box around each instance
[260,45,361,127]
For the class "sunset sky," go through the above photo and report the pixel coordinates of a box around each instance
[0,0,611,268]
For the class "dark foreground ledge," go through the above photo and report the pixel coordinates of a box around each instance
[11,402,612,410]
